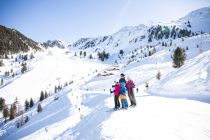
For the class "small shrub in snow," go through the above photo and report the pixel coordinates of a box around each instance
[145,82,149,89]
[156,71,161,80]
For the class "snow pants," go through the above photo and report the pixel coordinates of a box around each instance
[114,95,120,109]
[128,90,136,106]
[121,99,128,109]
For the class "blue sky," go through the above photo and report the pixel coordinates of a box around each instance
[0,0,209,43]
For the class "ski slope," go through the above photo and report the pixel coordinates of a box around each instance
[0,44,210,139]
[1,7,210,140]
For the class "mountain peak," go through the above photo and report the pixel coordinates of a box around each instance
[43,39,67,49]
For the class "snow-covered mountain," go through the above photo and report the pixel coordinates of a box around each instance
[0,25,41,57]
[42,40,67,49]
[69,7,210,64]
[0,7,210,140]
[178,7,210,32]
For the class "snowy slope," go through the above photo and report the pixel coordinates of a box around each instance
[179,7,210,32]
[69,7,210,64]
[0,7,210,140]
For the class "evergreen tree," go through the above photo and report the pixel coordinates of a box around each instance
[119,50,124,55]
[12,73,15,78]
[37,103,42,112]
[23,55,28,61]
[0,97,5,111]
[30,53,34,59]
[55,86,58,93]
[148,36,152,42]
[148,51,152,56]
[97,50,109,61]
[3,105,9,123]
[89,54,93,59]
[80,51,83,57]
[39,91,45,101]
[156,71,161,80]
[172,47,186,68]
[29,98,34,108]
[10,104,16,120]
[21,62,27,73]
[25,100,29,111]
[44,91,48,99]
[83,51,86,57]
[0,60,4,67]
[0,78,3,86]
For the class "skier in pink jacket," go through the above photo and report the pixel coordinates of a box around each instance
[112,82,121,110]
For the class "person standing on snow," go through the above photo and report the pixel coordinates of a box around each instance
[126,76,137,107]
[112,82,121,110]
[119,73,126,83]
[119,82,128,109]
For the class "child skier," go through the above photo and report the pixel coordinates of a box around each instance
[119,82,128,109]
[112,82,121,110]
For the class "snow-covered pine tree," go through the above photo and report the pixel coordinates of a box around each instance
[89,54,93,59]
[0,97,5,111]
[84,51,86,57]
[80,51,83,57]
[25,100,29,111]
[29,98,34,108]
[3,105,9,123]
[172,47,186,68]
[21,62,27,73]
[0,78,3,86]
[119,50,124,55]
[37,103,42,112]
[39,91,45,101]
[44,91,48,99]
[0,60,4,67]
[10,104,17,120]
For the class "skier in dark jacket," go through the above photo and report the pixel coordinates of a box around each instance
[119,73,126,83]
[126,76,137,107]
